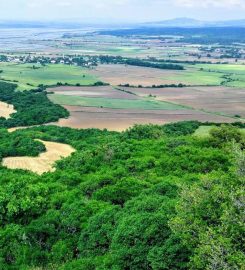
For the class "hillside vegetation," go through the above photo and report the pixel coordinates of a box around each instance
[0,122,244,269]
[0,82,68,128]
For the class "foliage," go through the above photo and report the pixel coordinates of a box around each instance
[0,128,45,158]
[162,121,201,136]
[123,58,184,70]
[209,124,245,148]
[0,82,69,128]
[0,123,244,269]
[94,55,184,70]
[170,171,245,269]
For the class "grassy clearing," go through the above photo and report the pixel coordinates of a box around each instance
[0,101,16,119]
[49,94,184,110]
[226,80,245,88]
[194,125,245,137]
[2,140,75,175]
[0,63,98,90]
[194,126,214,137]
[166,69,223,85]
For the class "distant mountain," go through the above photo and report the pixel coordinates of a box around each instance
[145,18,245,27]
[0,20,137,29]
[0,21,85,29]
[147,18,205,27]
[1,18,245,29]
[215,19,245,27]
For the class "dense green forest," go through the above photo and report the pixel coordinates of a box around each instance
[0,82,68,128]
[122,59,184,70]
[0,121,244,269]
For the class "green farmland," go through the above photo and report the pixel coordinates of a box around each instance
[197,64,245,74]
[0,62,244,91]
[0,63,98,90]
[195,64,245,88]
[160,63,245,87]
[166,68,224,86]
[49,94,184,110]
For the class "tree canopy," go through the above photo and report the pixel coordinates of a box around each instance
[0,122,244,269]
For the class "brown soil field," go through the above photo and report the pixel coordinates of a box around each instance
[121,86,245,118]
[7,85,242,132]
[90,64,181,86]
[48,85,139,99]
[2,140,75,175]
[51,105,234,132]
[0,101,16,119]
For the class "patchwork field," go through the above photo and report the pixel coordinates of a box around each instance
[2,140,75,174]
[0,63,98,90]
[0,101,16,119]
[51,106,234,131]
[90,63,245,88]
[0,61,243,131]
[47,85,237,131]
[49,85,186,110]
[123,86,245,118]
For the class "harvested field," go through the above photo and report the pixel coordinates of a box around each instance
[90,64,181,86]
[47,84,243,131]
[0,101,16,119]
[48,85,139,99]
[52,106,234,131]
[90,64,224,87]
[2,140,75,175]
[122,86,245,118]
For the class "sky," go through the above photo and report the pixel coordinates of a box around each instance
[0,0,245,23]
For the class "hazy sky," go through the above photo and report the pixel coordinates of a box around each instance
[0,0,245,22]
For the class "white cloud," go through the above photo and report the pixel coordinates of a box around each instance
[174,0,245,8]
[57,2,72,7]
[0,0,244,22]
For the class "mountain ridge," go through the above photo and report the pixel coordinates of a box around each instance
[145,17,245,27]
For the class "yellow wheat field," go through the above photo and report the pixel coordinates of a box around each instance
[0,101,16,119]
[2,140,75,175]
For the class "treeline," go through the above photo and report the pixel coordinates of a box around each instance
[0,82,69,128]
[97,55,184,70]
[0,128,45,158]
[119,83,187,88]
[46,80,109,89]
[147,57,229,65]
[0,122,244,269]
[124,58,184,70]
